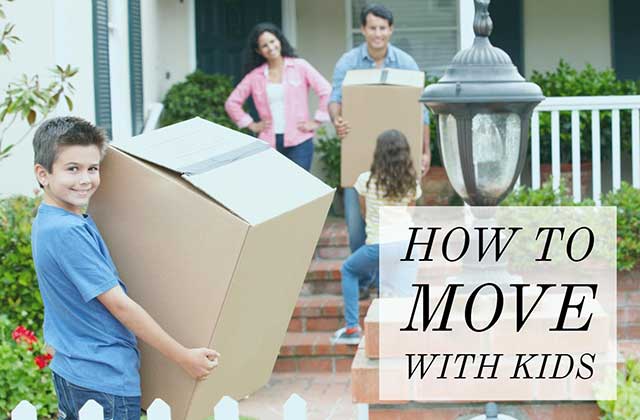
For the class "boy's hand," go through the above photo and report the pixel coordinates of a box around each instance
[179,348,220,380]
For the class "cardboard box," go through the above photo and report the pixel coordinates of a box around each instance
[341,68,425,187]
[88,118,333,420]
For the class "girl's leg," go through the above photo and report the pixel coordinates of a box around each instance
[341,244,380,329]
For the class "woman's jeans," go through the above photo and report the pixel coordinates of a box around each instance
[275,134,314,171]
[52,372,141,420]
[341,242,418,329]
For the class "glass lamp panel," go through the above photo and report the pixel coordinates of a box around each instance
[438,114,468,200]
[471,113,521,199]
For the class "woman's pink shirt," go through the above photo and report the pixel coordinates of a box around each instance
[224,57,331,147]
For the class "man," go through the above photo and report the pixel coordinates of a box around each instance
[329,3,431,267]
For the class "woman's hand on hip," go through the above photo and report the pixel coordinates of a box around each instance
[248,120,270,134]
[297,120,321,132]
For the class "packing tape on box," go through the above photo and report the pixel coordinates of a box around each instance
[178,141,270,175]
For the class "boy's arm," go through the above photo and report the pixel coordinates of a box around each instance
[98,285,219,380]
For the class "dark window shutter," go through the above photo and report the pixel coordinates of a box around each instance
[92,0,112,139]
[489,0,524,75]
[129,0,144,135]
[611,0,640,81]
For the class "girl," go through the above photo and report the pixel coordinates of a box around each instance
[224,23,331,171]
[332,129,422,345]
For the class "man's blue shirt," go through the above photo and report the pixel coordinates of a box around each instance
[32,203,140,396]
[330,43,430,124]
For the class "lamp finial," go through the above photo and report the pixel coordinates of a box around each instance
[473,0,493,37]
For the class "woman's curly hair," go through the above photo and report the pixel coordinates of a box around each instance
[243,23,297,75]
[367,129,417,200]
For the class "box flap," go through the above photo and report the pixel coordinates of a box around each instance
[184,148,334,225]
[342,68,425,87]
[111,117,268,174]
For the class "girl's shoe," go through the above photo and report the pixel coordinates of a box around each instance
[331,326,362,345]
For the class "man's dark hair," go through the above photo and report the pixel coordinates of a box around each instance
[360,4,394,27]
[33,116,108,173]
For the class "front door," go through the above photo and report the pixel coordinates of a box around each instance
[196,0,282,83]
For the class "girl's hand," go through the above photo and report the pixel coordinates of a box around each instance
[297,120,321,132]
[248,120,270,134]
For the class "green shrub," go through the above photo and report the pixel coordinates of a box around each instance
[503,180,640,271]
[602,183,640,271]
[159,70,236,128]
[315,128,341,189]
[598,358,640,420]
[424,75,442,167]
[0,195,43,329]
[530,60,640,164]
[0,316,56,419]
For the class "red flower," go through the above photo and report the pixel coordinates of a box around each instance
[12,325,38,348]
[34,353,53,370]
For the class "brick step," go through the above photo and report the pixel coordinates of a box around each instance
[288,295,372,332]
[274,331,357,374]
[301,259,344,295]
[317,219,349,248]
[315,245,350,260]
[367,402,600,420]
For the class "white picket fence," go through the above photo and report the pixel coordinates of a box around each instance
[10,395,370,420]
[528,95,640,204]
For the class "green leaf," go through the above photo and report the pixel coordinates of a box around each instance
[64,95,73,111]
[26,109,36,125]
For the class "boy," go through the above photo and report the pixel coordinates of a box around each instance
[31,117,219,420]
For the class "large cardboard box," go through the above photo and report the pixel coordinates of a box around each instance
[341,68,425,187]
[88,118,333,420]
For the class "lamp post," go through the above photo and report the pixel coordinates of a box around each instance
[420,1,544,418]
[421,0,544,207]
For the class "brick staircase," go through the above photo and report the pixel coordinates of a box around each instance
[275,218,370,373]
[349,272,640,419]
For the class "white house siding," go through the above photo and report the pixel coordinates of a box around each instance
[296,0,346,83]
[523,0,612,76]
[141,0,193,108]
[0,0,94,197]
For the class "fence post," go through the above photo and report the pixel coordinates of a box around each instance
[214,396,239,420]
[147,398,171,420]
[283,393,306,420]
[357,403,369,420]
[11,401,37,420]
[79,400,104,420]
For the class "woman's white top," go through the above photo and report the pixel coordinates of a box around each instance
[266,83,285,134]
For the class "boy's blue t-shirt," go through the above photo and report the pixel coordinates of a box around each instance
[31,203,140,396]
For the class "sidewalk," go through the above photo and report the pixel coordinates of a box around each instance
[238,372,357,420]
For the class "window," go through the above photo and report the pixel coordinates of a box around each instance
[92,0,113,139]
[350,0,458,76]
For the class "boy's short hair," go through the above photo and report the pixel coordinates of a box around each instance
[360,4,394,26]
[33,117,108,173]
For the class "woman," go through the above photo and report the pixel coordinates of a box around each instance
[225,23,331,171]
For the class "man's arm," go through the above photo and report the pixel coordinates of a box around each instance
[329,54,352,139]
[98,286,219,380]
